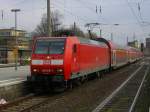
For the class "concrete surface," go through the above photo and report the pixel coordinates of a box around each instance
[0,66,30,81]
[0,66,30,102]
[0,81,29,102]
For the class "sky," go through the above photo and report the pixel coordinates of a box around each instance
[0,0,150,45]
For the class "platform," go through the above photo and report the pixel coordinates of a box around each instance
[0,63,20,68]
[0,66,30,81]
[0,66,30,102]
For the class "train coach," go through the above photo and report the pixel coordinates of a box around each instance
[28,36,143,91]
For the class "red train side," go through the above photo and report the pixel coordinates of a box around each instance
[109,42,128,68]
[28,36,143,91]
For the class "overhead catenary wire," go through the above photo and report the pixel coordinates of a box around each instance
[1,0,149,39]
[52,0,94,21]
[0,1,47,19]
[74,0,110,24]
[126,0,143,27]
[1,10,4,20]
[52,1,91,23]
[0,0,89,31]
[137,2,144,23]
[125,0,146,40]
[137,1,150,26]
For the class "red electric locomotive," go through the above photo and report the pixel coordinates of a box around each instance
[29,36,110,91]
[28,36,143,92]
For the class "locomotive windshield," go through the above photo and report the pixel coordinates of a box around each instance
[34,39,65,54]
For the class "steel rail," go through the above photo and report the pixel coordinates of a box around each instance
[0,94,34,111]
[92,64,144,112]
[129,66,150,112]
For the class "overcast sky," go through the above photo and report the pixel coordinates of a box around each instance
[0,0,150,45]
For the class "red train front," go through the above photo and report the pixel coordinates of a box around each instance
[31,37,67,82]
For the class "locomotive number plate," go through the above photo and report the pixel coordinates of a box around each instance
[44,60,51,64]
[51,59,63,65]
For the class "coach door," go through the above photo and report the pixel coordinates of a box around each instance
[72,44,80,74]
[112,50,116,66]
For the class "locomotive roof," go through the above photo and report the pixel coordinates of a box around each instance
[34,36,108,48]
[77,37,108,47]
[33,36,141,53]
[34,36,67,39]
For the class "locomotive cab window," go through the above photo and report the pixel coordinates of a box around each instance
[34,39,65,54]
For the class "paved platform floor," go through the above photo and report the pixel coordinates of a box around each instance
[0,66,30,81]
[0,63,20,68]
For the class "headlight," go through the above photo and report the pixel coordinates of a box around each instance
[56,69,63,73]
[33,69,37,72]
[32,60,43,65]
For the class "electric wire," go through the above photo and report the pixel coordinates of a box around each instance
[75,0,109,24]
[125,0,146,39]
[52,2,89,26]
[52,0,94,22]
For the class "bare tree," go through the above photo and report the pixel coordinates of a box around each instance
[51,11,62,32]
[32,11,88,38]
[32,10,63,36]
[53,24,86,37]
[69,25,85,37]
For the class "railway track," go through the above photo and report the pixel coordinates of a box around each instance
[0,94,46,112]
[92,62,150,112]
[0,92,66,112]
[0,60,145,112]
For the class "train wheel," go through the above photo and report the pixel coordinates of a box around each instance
[52,81,67,93]
[80,75,87,83]
[75,78,82,86]
[33,83,45,95]
[96,72,102,79]
[68,80,73,90]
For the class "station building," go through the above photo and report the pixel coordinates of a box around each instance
[0,29,31,64]
[128,40,140,48]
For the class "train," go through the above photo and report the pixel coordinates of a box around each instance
[28,36,143,92]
